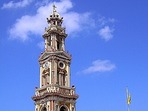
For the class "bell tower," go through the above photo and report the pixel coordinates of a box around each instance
[32,5,78,111]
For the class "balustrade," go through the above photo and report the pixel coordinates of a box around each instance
[35,85,75,97]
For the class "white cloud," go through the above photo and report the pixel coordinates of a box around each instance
[9,0,92,41]
[98,26,114,41]
[35,0,50,7]
[1,0,32,9]
[98,16,116,26]
[80,59,116,74]
[97,16,116,41]
[63,12,92,34]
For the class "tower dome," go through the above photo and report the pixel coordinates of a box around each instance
[47,4,63,27]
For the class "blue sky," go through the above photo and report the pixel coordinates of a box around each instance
[0,0,148,111]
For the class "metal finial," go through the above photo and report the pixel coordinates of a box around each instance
[53,4,56,14]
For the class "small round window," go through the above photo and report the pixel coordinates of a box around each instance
[58,61,65,69]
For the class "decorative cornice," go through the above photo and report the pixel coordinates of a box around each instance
[38,51,71,64]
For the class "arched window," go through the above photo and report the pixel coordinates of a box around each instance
[41,107,47,111]
[60,106,67,111]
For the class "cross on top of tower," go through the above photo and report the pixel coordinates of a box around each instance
[53,4,57,13]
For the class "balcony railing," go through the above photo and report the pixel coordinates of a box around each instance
[34,85,77,98]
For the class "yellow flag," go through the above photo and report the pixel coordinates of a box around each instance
[126,88,131,105]
[127,93,131,105]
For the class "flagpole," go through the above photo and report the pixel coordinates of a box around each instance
[128,104,130,111]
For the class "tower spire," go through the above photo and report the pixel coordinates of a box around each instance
[44,5,66,52]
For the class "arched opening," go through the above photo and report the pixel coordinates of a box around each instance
[41,107,47,111]
[60,106,67,111]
